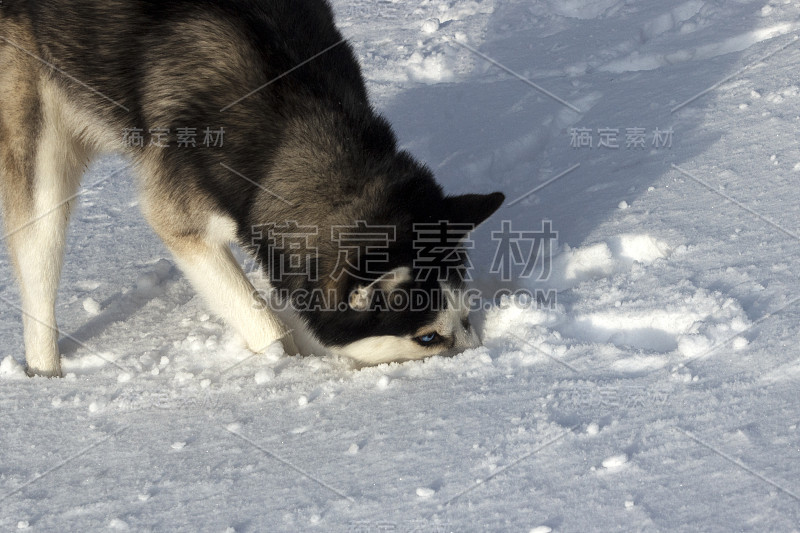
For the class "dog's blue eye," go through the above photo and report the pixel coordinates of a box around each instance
[416,333,438,345]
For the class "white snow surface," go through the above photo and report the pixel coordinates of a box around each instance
[2,0,800,531]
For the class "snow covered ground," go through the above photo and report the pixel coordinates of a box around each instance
[2,0,800,531]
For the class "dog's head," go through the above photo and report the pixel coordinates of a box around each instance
[306,191,505,365]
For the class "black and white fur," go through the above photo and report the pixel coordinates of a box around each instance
[0,0,504,377]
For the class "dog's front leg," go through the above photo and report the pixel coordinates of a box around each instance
[173,240,297,354]
[142,195,296,355]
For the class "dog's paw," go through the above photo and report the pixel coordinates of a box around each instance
[25,365,63,378]
[280,331,300,356]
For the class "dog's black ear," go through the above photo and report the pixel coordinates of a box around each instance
[444,192,505,228]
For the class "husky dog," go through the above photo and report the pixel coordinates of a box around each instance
[0,0,504,377]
